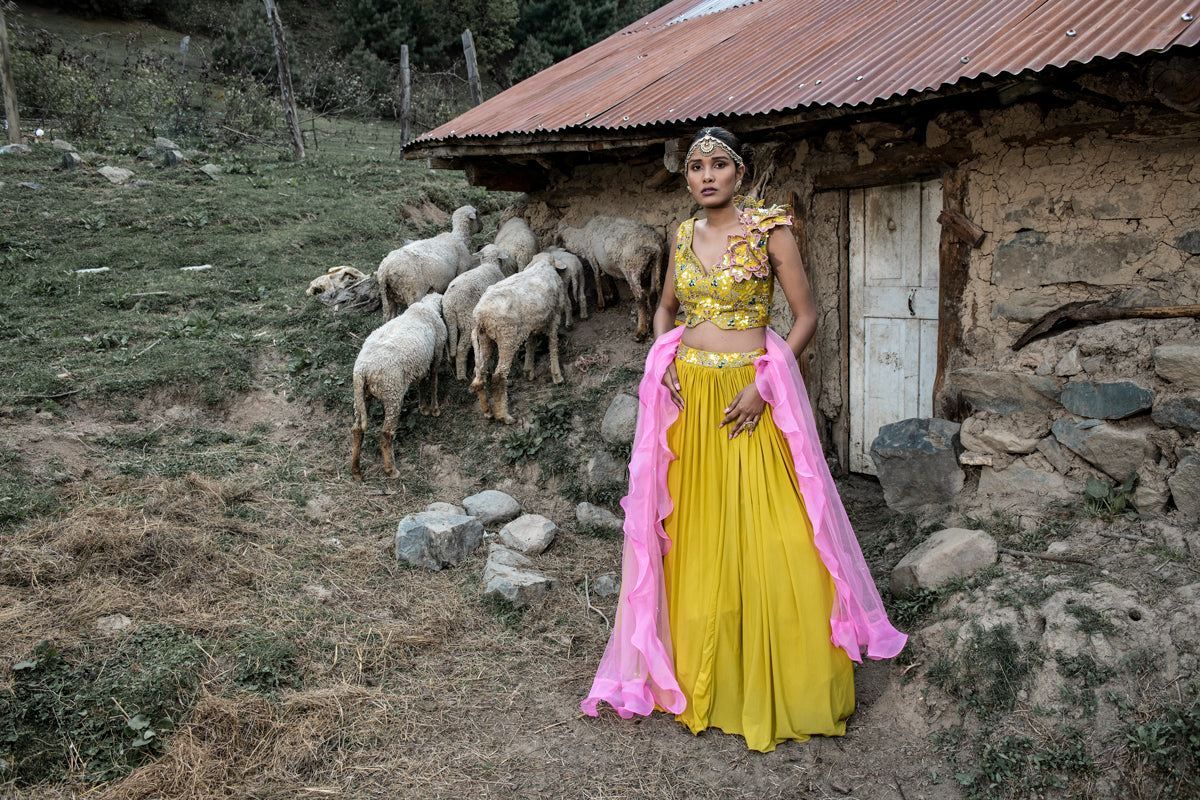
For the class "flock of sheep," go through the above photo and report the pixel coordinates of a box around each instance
[335,205,666,480]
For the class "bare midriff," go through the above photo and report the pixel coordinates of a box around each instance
[680,319,766,355]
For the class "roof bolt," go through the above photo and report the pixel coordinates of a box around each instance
[798,83,806,87]
[814,79,822,85]
[855,75,864,81]
[622,115,629,121]
[728,95,734,100]
[960,56,970,63]
[1184,12,1195,21]
[1066,29,1077,36]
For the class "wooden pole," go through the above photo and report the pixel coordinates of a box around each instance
[400,44,411,147]
[462,29,481,107]
[262,0,304,160]
[0,4,21,145]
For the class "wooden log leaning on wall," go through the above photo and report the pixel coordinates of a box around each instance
[932,168,979,420]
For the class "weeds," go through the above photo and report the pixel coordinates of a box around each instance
[927,623,1039,719]
[1083,474,1142,521]
[1124,692,1200,796]
[1065,603,1117,636]
[0,627,207,785]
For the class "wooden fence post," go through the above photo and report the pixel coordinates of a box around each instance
[462,29,481,107]
[262,0,304,160]
[400,44,411,147]
[0,4,21,145]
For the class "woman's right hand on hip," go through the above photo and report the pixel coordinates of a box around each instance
[662,361,685,410]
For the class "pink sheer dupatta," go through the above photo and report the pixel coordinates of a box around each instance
[581,326,906,719]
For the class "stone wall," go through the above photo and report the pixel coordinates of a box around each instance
[514,59,1200,517]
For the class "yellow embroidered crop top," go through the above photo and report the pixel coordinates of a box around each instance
[673,200,792,330]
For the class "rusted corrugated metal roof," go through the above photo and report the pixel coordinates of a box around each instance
[410,0,1198,149]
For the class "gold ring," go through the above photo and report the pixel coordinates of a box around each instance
[743,419,757,430]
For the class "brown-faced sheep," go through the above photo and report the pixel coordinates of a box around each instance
[376,205,480,321]
[351,293,447,480]
[556,216,665,341]
[443,244,515,381]
[469,261,567,424]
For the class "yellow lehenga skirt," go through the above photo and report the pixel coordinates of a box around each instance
[661,348,855,752]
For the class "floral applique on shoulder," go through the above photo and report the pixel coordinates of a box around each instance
[719,197,793,282]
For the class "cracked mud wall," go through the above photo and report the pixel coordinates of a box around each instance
[513,60,1200,509]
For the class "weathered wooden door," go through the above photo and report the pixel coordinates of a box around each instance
[848,180,941,474]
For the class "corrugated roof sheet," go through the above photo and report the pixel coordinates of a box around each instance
[410,0,1199,148]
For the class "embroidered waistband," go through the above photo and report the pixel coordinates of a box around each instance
[675,344,766,368]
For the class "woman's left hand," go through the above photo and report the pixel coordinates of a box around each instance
[720,382,766,439]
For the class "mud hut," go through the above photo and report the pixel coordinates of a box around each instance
[405,0,1200,517]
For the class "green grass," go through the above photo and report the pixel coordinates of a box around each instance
[0,139,508,415]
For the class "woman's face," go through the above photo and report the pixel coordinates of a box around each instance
[686,147,744,208]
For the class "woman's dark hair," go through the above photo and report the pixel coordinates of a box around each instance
[688,126,752,179]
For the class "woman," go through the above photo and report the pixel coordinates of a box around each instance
[581,127,907,752]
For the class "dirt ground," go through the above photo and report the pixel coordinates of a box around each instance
[3,295,1196,799]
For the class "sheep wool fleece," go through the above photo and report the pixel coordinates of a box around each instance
[581,326,907,722]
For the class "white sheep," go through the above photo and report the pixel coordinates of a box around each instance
[469,261,567,425]
[306,265,366,297]
[443,244,516,381]
[376,205,481,321]
[556,216,666,341]
[351,293,448,480]
[535,246,588,324]
[494,217,539,271]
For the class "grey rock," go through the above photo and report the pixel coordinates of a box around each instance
[959,414,1045,455]
[1132,466,1171,516]
[154,136,179,150]
[992,230,1154,287]
[1051,419,1157,481]
[1080,356,1106,372]
[949,368,1062,413]
[482,544,555,605]
[870,418,963,512]
[61,151,84,170]
[136,146,157,160]
[18,181,40,189]
[959,450,993,466]
[1036,436,1073,474]
[585,450,627,485]
[426,501,465,516]
[395,512,483,570]
[977,457,1071,502]
[462,490,522,526]
[1059,381,1154,420]
[1152,397,1200,432]
[96,613,133,635]
[1054,348,1083,377]
[601,393,639,445]
[163,149,186,167]
[51,139,76,152]
[200,163,222,180]
[1175,230,1200,255]
[890,528,998,597]
[576,501,624,532]
[0,143,31,155]
[498,513,558,555]
[98,166,133,185]
[991,290,1062,322]
[1168,453,1200,519]
[1155,344,1200,389]
[593,571,620,597]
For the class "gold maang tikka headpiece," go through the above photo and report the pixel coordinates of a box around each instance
[685,131,744,170]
